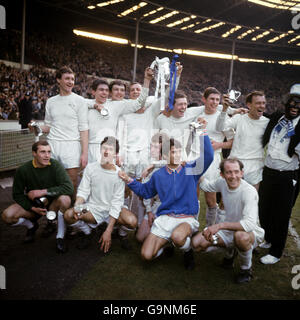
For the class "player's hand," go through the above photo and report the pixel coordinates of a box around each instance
[196,117,207,129]
[99,230,112,253]
[233,107,249,115]
[118,171,131,183]
[27,189,47,201]
[176,62,183,76]
[94,103,104,112]
[210,140,221,151]
[222,94,231,111]
[162,109,172,117]
[144,67,154,81]
[80,153,88,169]
[203,225,219,242]
[28,121,35,133]
[72,206,81,220]
[31,206,47,216]
[141,165,154,179]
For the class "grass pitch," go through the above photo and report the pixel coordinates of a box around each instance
[66,193,300,300]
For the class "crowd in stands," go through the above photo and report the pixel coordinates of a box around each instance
[1,29,299,121]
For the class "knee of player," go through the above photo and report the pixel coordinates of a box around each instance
[64,208,74,223]
[141,246,153,261]
[127,213,138,229]
[191,232,207,252]
[2,207,17,224]
[57,195,71,210]
[234,231,250,250]
[171,230,186,247]
[120,208,138,229]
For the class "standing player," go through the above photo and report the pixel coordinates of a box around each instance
[216,91,269,190]
[118,62,182,179]
[189,87,234,227]
[86,67,153,163]
[31,66,89,198]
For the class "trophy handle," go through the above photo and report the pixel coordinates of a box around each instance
[150,57,158,70]
[235,91,241,99]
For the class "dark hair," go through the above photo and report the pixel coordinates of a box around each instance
[129,82,141,89]
[56,66,74,79]
[91,78,109,91]
[203,87,221,99]
[162,137,182,158]
[172,90,187,105]
[109,80,126,92]
[32,140,49,152]
[219,158,244,174]
[245,91,265,104]
[100,136,120,154]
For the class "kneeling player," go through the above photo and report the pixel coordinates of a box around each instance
[1,141,73,253]
[118,124,214,269]
[192,158,265,283]
[64,136,137,252]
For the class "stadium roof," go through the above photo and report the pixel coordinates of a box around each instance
[25,0,300,60]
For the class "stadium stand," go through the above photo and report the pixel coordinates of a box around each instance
[0,29,299,123]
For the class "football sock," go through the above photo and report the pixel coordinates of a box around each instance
[56,211,66,239]
[205,206,218,226]
[12,217,34,229]
[237,247,253,270]
[71,220,91,235]
[179,236,191,252]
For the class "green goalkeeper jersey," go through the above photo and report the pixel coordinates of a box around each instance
[12,158,74,211]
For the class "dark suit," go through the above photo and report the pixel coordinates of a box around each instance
[18,97,33,129]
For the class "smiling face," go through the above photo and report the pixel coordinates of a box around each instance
[202,93,220,114]
[57,72,74,96]
[129,83,142,100]
[33,145,51,167]
[171,97,188,118]
[111,84,126,101]
[221,161,244,190]
[93,83,109,104]
[247,95,266,120]
[285,97,300,120]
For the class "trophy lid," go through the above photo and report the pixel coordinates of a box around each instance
[46,211,56,221]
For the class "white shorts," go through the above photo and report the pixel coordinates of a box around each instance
[240,159,264,185]
[88,144,101,164]
[87,206,111,225]
[48,140,81,169]
[217,229,258,249]
[151,214,199,241]
[123,149,149,179]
